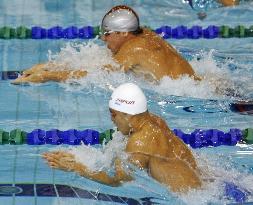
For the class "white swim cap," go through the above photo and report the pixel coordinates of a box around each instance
[109,83,147,115]
[101,5,140,34]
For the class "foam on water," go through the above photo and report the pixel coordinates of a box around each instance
[47,40,119,72]
[50,135,253,205]
[46,40,250,100]
[178,149,253,205]
[30,41,253,204]
[68,131,128,172]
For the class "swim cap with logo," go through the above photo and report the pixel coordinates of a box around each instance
[109,83,147,115]
[101,5,140,34]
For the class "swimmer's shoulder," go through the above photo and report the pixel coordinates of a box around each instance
[120,35,146,53]
[118,29,165,57]
[120,28,157,49]
[149,113,174,134]
[126,118,169,156]
[126,122,157,151]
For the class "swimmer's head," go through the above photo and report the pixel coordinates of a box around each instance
[101,5,140,35]
[109,83,147,115]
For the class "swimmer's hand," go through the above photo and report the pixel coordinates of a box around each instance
[12,63,87,84]
[42,151,77,171]
[114,158,133,182]
[43,152,132,186]
[12,64,51,84]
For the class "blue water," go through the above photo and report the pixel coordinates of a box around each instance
[0,0,253,204]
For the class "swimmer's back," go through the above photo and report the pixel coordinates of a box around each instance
[126,113,198,169]
[116,28,196,80]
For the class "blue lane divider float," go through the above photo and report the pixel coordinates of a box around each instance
[155,25,220,39]
[27,128,241,147]
[3,127,246,148]
[27,129,100,145]
[173,128,242,148]
[1,128,251,203]
[35,25,219,39]
[31,26,94,39]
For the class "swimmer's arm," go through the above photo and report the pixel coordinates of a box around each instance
[114,43,167,80]
[12,68,87,84]
[113,43,139,72]
[46,70,87,82]
[74,158,133,186]
[148,156,201,192]
[12,62,87,84]
[22,62,68,75]
[102,64,121,72]
[43,152,132,186]
[128,153,150,170]
[114,40,198,80]
[21,63,48,75]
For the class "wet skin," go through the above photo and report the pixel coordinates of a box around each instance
[219,0,239,6]
[43,109,201,193]
[12,28,199,84]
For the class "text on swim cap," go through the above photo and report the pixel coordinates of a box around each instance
[116,98,135,105]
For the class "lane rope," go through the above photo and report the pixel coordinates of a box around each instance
[0,25,252,39]
[0,127,252,148]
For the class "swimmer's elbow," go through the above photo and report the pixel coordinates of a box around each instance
[193,74,202,81]
[77,167,132,187]
[87,175,127,187]
[69,70,87,79]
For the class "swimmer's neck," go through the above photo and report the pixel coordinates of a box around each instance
[129,111,150,133]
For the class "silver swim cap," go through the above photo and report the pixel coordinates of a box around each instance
[101,5,140,34]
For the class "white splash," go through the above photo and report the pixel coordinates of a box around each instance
[155,49,245,99]
[45,41,248,100]
[47,40,119,72]
[178,150,253,205]
[68,131,128,172]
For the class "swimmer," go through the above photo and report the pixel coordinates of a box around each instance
[189,0,240,20]
[230,101,253,115]
[43,83,201,192]
[12,5,199,84]
[219,0,239,6]
[188,0,239,8]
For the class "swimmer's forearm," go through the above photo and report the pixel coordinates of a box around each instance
[74,163,120,186]
[103,64,122,72]
[48,70,87,82]
[73,161,132,186]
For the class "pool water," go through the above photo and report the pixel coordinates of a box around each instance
[0,0,253,204]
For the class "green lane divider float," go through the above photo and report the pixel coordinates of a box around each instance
[219,25,253,38]
[0,129,27,144]
[242,128,253,144]
[0,26,31,39]
[99,129,113,144]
